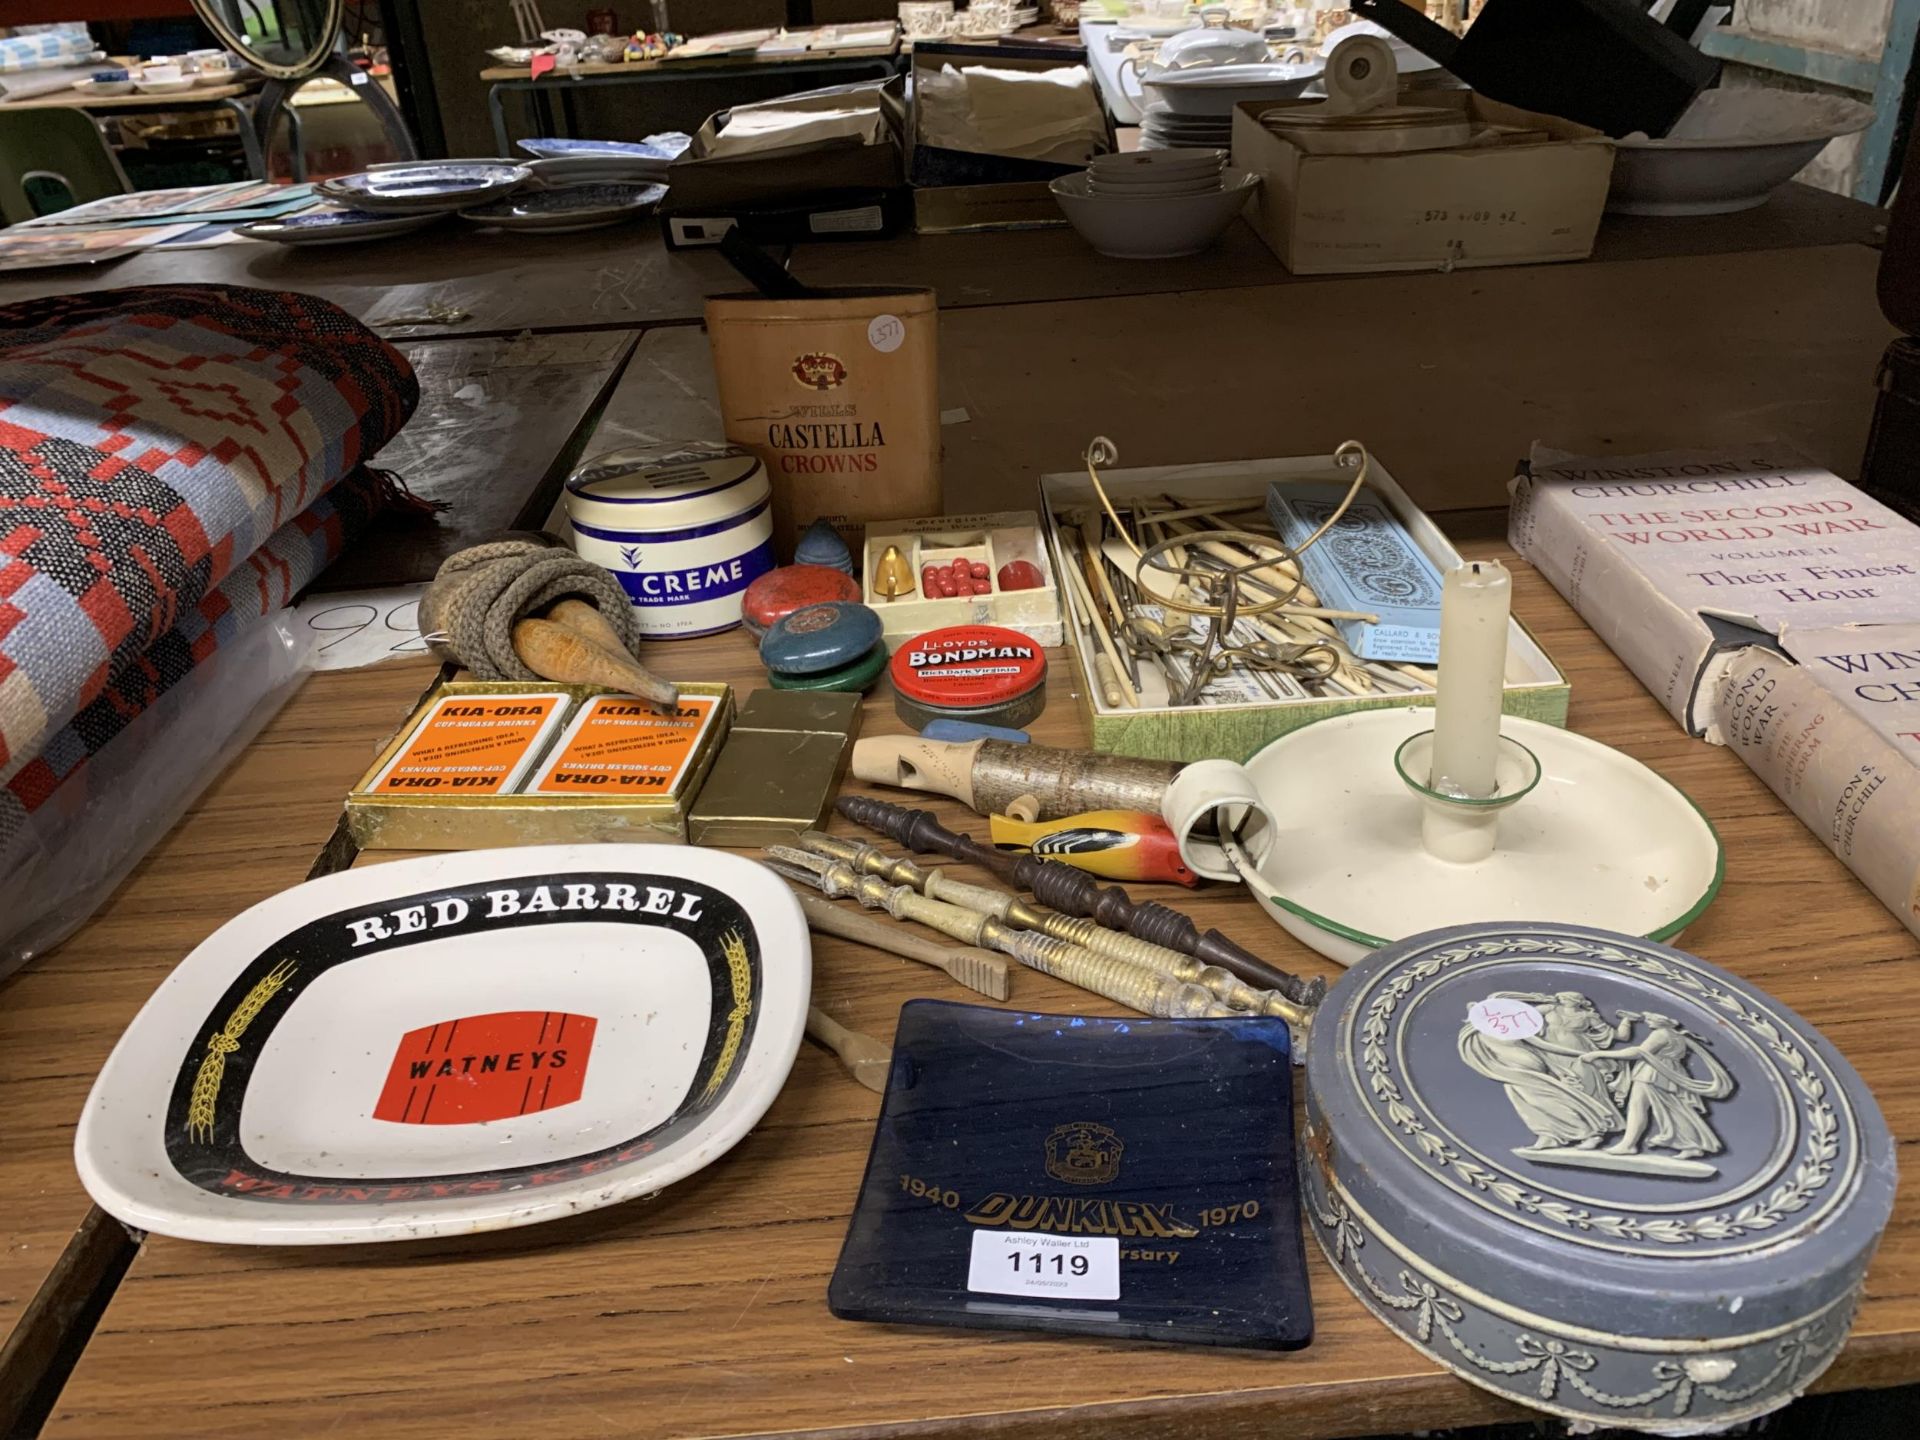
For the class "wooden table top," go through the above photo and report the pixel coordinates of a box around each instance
[16,547,1919,1439]
[431,244,1892,550]
[479,43,900,82]
[2,79,257,110]
[0,227,1907,1435]
[321,330,639,590]
[281,241,1897,591]
[0,182,1883,339]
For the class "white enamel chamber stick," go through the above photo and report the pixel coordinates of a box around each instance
[1160,560,1720,965]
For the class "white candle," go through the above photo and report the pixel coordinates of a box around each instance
[1429,559,1512,799]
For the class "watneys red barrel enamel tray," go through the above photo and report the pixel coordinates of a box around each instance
[76,846,809,1244]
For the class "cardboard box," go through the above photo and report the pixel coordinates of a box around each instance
[1231,92,1614,275]
[663,78,907,213]
[1039,453,1570,762]
[909,40,1110,234]
[859,509,1064,650]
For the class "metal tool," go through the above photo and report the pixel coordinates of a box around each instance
[794,889,1010,1000]
[767,851,1235,1020]
[796,832,1309,1045]
[837,793,1327,1009]
[806,1007,891,1094]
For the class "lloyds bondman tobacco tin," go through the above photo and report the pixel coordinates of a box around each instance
[889,623,1048,731]
[1304,921,1896,1434]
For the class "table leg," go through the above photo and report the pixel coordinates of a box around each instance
[559,85,579,139]
[285,106,307,183]
[222,97,267,181]
[489,83,511,156]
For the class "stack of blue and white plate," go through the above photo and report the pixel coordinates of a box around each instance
[516,135,682,187]
[241,161,535,245]
[460,182,665,234]
[317,160,531,214]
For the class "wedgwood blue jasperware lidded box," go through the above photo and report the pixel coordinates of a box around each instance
[1304,920,1896,1433]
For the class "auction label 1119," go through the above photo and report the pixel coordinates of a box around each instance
[966,1230,1119,1300]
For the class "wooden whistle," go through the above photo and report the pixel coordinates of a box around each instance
[850,736,1183,822]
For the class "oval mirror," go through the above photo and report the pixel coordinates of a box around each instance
[188,0,345,80]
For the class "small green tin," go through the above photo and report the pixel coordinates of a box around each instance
[769,642,888,693]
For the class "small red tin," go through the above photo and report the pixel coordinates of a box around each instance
[741,564,862,638]
[890,624,1048,731]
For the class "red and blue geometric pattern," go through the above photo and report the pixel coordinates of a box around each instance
[0,285,417,790]
[1,466,394,831]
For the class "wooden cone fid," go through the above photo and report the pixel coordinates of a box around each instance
[510,617,678,707]
[545,598,631,655]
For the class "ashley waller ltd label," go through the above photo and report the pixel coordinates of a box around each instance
[967,1230,1120,1301]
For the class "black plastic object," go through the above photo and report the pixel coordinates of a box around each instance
[1859,340,1920,525]
[1352,0,1719,139]
[1862,102,1920,521]
[717,226,820,300]
[828,1000,1314,1349]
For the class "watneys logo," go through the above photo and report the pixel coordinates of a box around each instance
[791,352,847,390]
[373,1010,595,1125]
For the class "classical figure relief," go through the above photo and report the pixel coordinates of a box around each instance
[1457,993,1735,1179]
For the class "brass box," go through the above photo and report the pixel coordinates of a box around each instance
[687,689,862,848]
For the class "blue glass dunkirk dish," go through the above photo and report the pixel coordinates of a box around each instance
[829,1000,1313,1349]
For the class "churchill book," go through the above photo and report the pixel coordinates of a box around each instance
[1509,445,1920,736]
[1715,625,1920,940]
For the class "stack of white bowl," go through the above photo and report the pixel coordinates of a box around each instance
[1086,147,1229,196]
[1052,149,1260,260]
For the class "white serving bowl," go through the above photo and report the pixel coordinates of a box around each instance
[1140,59,1323,116]
[1051,168,1259,259]
[1157,24,1271,71]
[1609,89,1874,216]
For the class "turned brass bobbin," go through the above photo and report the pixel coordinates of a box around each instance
[765,849,1231,1021]
[794,831,1309,1044]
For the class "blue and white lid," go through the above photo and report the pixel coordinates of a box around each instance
[566,442,768,537]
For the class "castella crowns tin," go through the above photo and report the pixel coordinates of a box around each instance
[1303,921,1895,1434]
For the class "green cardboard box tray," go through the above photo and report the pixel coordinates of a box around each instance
[1038,452,1569,763]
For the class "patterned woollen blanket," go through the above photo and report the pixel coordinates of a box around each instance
[0,285,417,789]
[1,467,393,841]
